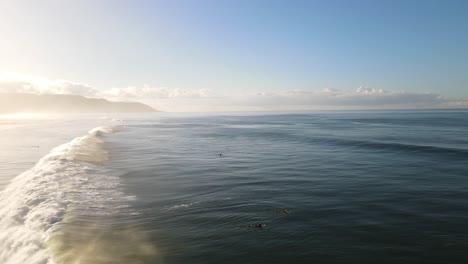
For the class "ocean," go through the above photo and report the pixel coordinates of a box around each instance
[1,110,467,264]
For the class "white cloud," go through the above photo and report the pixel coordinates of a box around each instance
[246,87,460,109]
[0,73,99,97]
[0,72,467,111]
[99,86,211,99]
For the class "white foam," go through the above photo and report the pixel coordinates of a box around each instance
[0,126,127,264]
[167,201,200,210]
[98,117,125,122]
[166,197,234,211]
[88,126,113,136]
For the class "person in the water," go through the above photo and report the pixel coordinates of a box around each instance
[248,223,266,229]
[277,209,290,214]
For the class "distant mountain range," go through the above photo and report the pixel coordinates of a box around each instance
[0,93,156,113]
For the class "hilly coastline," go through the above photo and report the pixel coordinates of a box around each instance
[0,93,156,113]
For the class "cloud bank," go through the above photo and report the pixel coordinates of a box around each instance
[0,73,466,112]
[243,87,468,110]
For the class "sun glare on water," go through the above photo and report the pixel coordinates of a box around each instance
[0,113,52,119]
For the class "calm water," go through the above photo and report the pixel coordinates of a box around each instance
[1,110,468,264]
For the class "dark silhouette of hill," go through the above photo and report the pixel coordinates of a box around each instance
[0,93,156,113]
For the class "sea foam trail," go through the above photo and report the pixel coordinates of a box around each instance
[0,126,125,264]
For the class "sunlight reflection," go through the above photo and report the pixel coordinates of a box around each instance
[0,113,52,119]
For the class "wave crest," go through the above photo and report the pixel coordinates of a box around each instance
[0,126,125,264]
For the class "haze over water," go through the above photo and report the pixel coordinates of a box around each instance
[2,0,468,263]
[1,110,467,264]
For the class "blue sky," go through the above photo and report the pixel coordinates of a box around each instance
[0,0,467,111]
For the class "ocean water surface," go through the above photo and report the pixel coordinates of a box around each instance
[1,110,467,264]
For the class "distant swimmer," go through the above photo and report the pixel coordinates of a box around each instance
[277,209,290,214]
[219,153,223,156]
[248,223,266,229]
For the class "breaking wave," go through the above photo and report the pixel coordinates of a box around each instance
[0,126,130,264]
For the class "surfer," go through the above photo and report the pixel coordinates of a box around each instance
[248,223,266,229]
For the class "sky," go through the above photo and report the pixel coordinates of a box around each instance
[0,0,467,111]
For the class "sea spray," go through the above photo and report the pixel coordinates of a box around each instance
[0,126,128,264]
